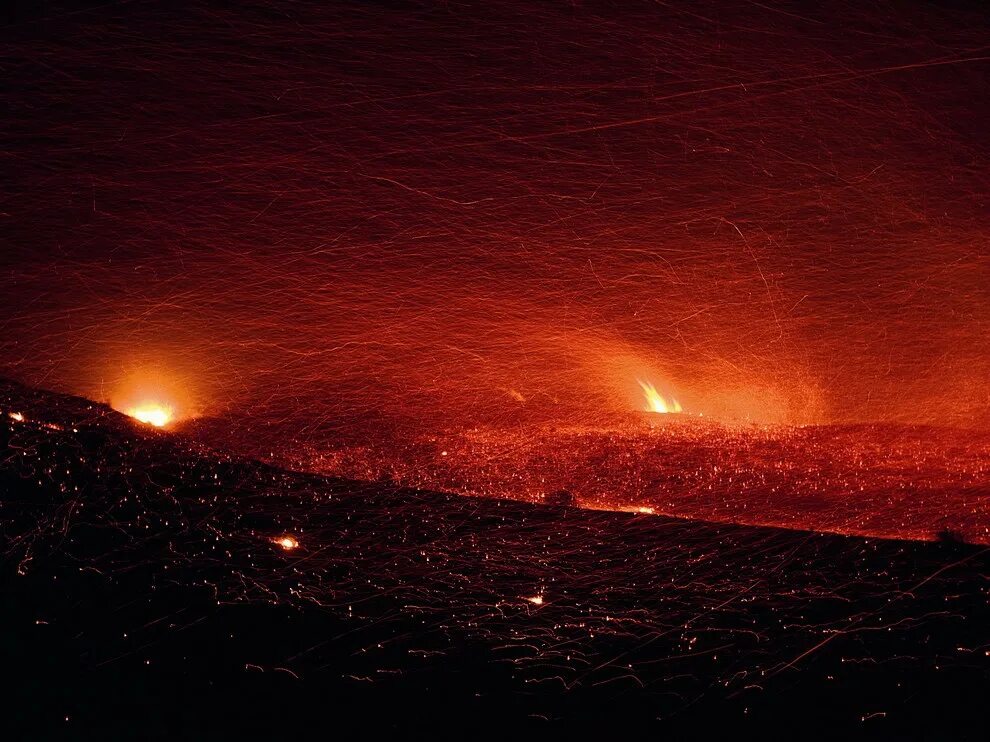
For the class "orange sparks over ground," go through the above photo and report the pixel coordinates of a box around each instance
[1,0,988,548]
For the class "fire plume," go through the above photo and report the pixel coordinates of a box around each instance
[127,403,173,428]
[638,380,682,414]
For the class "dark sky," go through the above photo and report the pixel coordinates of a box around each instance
[2,1,988,428]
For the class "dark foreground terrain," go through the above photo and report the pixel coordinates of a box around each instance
[2,380,989,739]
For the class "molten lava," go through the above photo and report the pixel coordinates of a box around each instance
[127,403,173,428]
[638,380,682,414]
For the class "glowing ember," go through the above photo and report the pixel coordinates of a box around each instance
[8,411,25,422]
[524,595,544,606]
[274,535,299,551]
[127,403,173,428]
[638,380,682,414]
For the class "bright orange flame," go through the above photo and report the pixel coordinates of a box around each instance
[127,403,173,428]
[638,380,682,414]
[274,535,299,550]
[110,368,193,430]
[8,411,25,422]
[524,595,544,605]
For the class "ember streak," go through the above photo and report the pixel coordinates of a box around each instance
[0,0,988,736]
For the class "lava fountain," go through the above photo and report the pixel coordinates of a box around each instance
[638,380,682,414]
[110,368,190,429]
[126,402,174,428]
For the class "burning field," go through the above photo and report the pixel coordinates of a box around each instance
[1,0,989,736]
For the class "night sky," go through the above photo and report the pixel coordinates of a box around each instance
[2,0,988,429]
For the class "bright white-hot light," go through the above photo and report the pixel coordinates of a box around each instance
[8,411,25,422]
[638,379,682,414]
[128,403,173,428]
[524,595,544,606]
[274,535,299,550]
